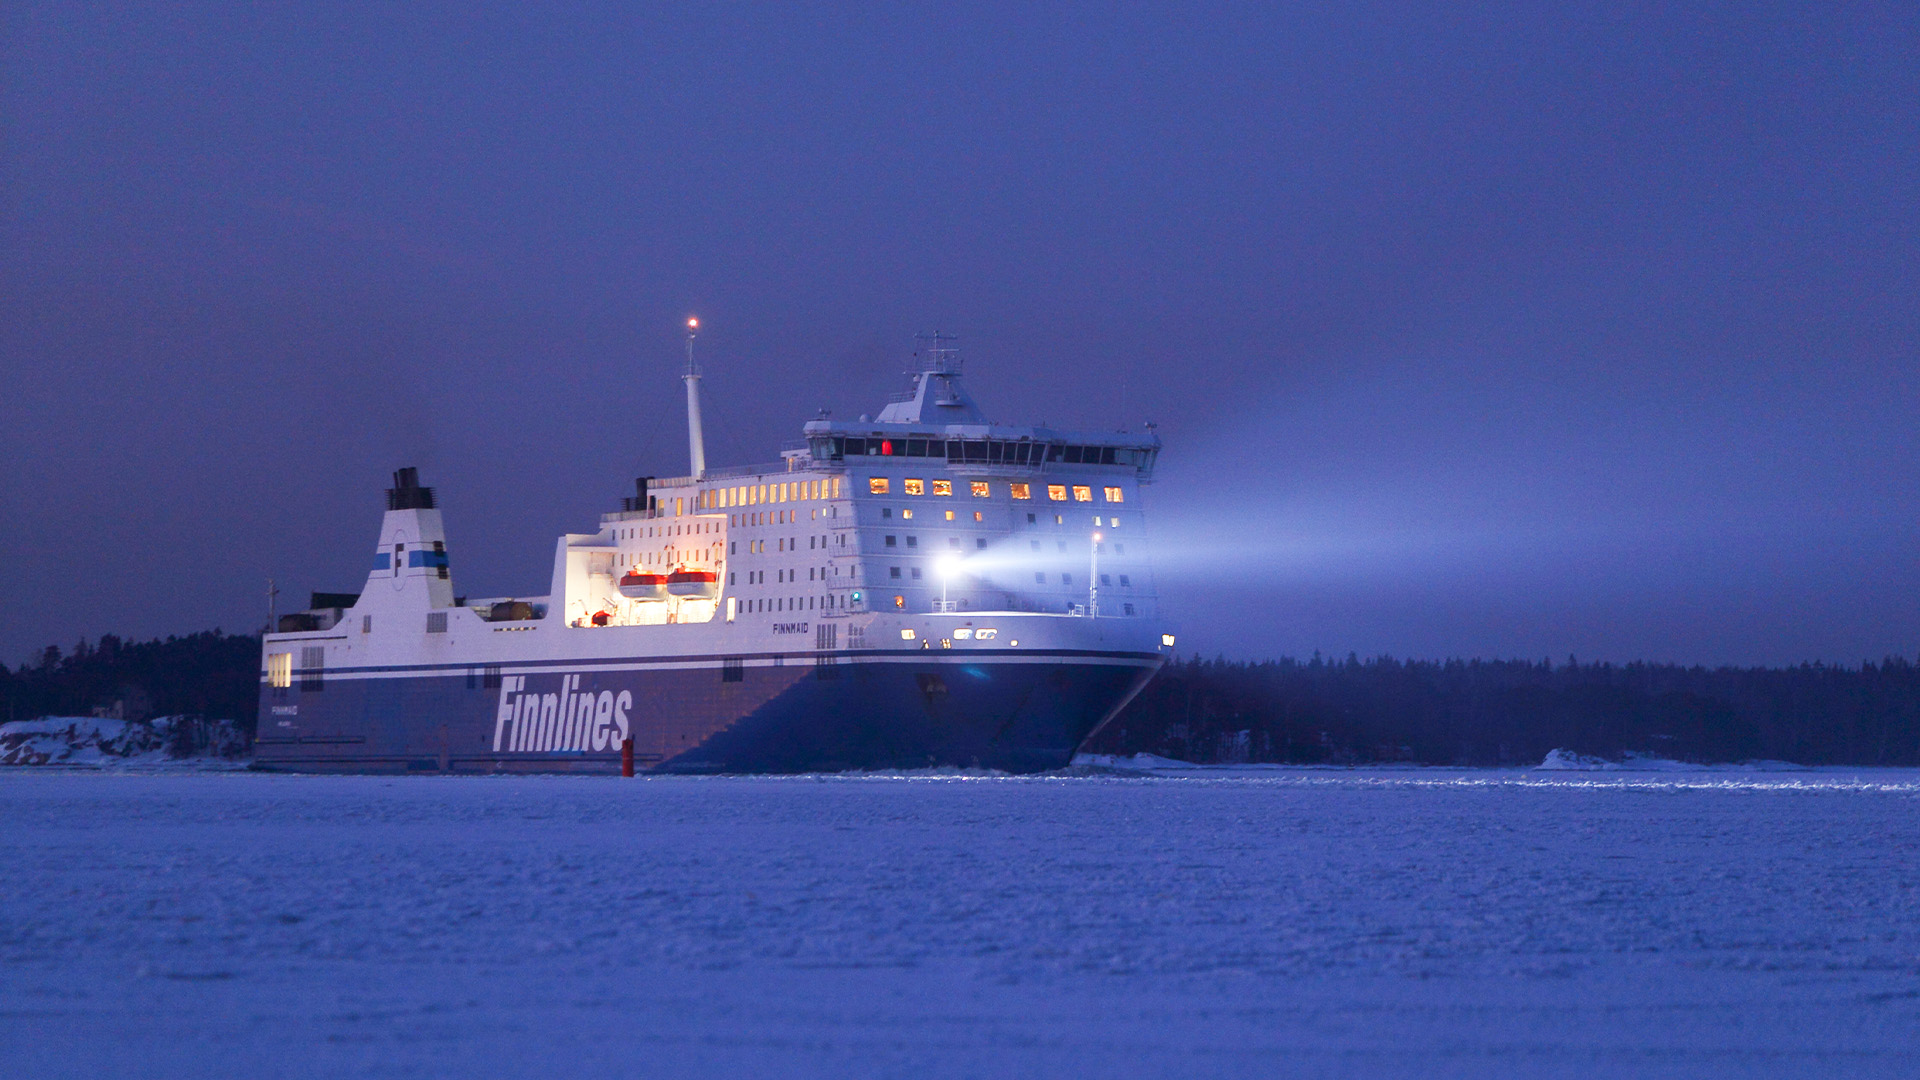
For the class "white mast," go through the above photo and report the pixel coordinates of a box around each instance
[1089,529,1101,617]
[683,316,706,479]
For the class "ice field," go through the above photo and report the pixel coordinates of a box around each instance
[3,768,1918,1078]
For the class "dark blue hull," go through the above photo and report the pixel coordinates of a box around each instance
[255,651,1160,774]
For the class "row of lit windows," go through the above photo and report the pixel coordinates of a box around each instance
[872,509,1123,533]
[868,478,1124,504]
[692,476,843,513]
[880,507,986,522]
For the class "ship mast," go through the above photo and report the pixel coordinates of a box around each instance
[683,316,706,479]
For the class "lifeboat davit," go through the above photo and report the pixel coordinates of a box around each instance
[666,567,719,599]
[618,570,669,601]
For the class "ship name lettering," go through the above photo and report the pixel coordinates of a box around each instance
[491,674,631,754]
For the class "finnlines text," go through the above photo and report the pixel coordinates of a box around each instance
[492,674,633,752]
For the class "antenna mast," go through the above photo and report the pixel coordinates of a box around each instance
[682,316,706,479]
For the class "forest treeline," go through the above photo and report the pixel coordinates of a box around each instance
[1,632,263,732]
[7,633,1920,766]
[1085,654,1920,766]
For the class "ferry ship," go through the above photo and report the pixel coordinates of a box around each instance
[256,334,1171,773]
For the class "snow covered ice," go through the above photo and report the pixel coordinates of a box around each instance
[3,769,1917,1078]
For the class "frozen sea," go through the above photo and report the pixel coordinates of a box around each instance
[3,769,1918,1078]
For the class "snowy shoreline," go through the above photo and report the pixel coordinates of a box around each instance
[0,715,248,769]
[6,714,1911,782]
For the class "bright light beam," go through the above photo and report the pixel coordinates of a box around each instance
[934,551,962,608]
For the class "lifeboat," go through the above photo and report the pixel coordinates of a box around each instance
[618,570,669,601]
[666,567,719,599]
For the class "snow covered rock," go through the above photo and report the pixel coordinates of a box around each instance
[1535,748,1621,771]
[0,715,247,767]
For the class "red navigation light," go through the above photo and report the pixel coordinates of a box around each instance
[881,439,894,455]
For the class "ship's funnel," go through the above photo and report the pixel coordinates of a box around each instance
[387,467,435,510]
[366,465,454,612]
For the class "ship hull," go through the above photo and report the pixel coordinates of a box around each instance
[254,649,1160,774]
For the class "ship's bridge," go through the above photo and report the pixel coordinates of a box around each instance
[799,349,1160,478]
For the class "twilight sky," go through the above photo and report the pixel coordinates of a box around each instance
[3,2,1915,667]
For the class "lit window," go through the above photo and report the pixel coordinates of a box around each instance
[905,479,925,496]
[1162,633,1176,647]
[869,478,889,494]
[1104,487,1124,503]
[1047,485,1067,501]
[970,481,989,497]
[932,480,953,496]
[1054,514,1063,524]
[267,652,292,689]
[944,510,955,521]
[901,628,916,640]
[1073,486,1093,502]
[955,628,972,639]
[903,508,914,519]
[975,629,996,640]
[1010,483,1031,500]
[894,595,905,609]
[972,511,983,522]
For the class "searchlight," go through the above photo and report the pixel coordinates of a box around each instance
[934,551,962,610]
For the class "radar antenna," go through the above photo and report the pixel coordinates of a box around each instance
[913,331,962,375]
